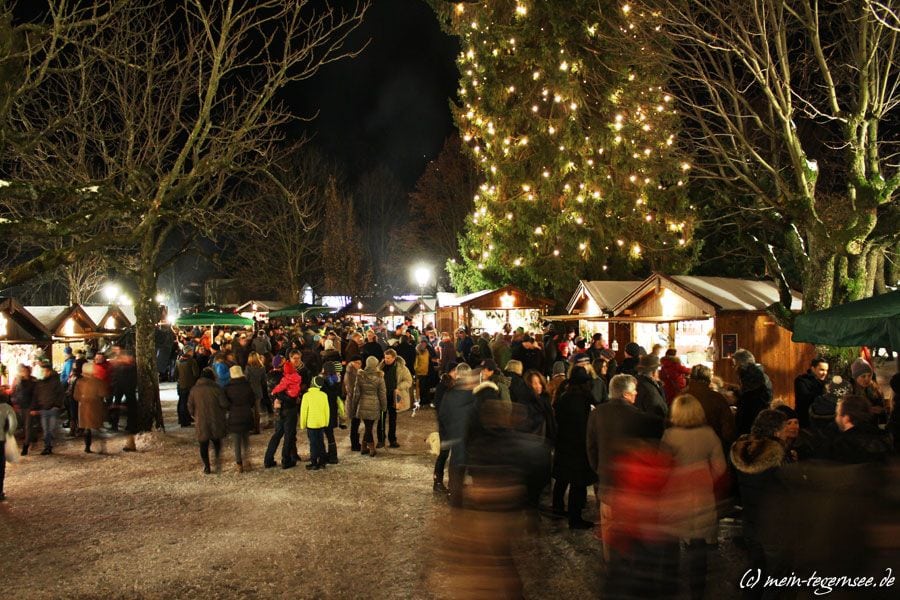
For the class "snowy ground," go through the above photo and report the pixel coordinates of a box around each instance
[1,383,747,599]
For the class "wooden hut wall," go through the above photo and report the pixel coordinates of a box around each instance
[713,311,816,405]
[436,307,457,334]
[608,322,635,364]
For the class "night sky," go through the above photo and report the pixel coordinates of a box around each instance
[287,0,460,187]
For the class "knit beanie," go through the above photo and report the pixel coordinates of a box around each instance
[229,365,244,379]
[365,356,379,370]
[850,358,873,379]
[552,361,567,375]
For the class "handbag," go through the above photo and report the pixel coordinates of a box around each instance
[5,434,20,463]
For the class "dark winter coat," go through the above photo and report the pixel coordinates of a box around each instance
[12,378,36,410]
[224,378,256,434]
[512,346,544,374]
[438,385,477,466]
[794,370,826,429]
[830,423,893,464]
[438,340,456,373]
[111,360,137,395]
[234,342,251,369]
[553,382,598,486]
[245,364,266,402]
[506,371,531,405]
[635,374,669,419]
[353,367,386,421]
[187,378,229,442]
[730,435,785,542]
[434,373,454,417]
[34,374,65,410]
[322,378,342,428]
[685,380,736,449]
[396,340,417,373]
[586,398,665,488]
[251,333,272,356]
[176,356,200,390]
[735,364,773,436]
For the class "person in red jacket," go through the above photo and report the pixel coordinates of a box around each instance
[659,349,691,404]
[263,351,303,469]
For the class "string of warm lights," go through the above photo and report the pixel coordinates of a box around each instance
[437,1,693,293]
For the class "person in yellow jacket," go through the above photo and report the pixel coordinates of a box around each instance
[300,376,331,470]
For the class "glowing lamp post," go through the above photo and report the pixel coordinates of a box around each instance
[103,283,121,305]
[412,264,433,329]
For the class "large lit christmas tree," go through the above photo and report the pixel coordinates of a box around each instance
[430,1,695,298]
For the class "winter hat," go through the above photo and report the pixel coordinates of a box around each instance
[552,361,567,375]
[229,365,244,379]
[348,354,362,363]
[312,375,324,388]
[323,361,337,375]
[272,355,285,369]
[323,339,334,351]
[481,359,498,372]
[774,404,798,421]
[624,342,642,357]
[365,356,379,370]
[637,354,661,374]
[850,358,873,379]
[456,363,472,375]
[574,353,591,365]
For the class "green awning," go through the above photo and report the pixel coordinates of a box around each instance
[792,290,900,349]
[174,312,254,327]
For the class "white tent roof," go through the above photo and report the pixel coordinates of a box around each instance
[437,289,493,308]
[235,300,287,313]
[670,275,803,312]
[25,306,69,329]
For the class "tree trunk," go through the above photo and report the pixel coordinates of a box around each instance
[802,237,835,312]
[874,250,886,295]
[134,267,163,432]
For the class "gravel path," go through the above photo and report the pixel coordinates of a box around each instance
[1,384,746,599]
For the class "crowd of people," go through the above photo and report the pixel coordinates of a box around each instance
[2,315,898,599]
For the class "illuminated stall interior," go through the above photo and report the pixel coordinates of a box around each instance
[437,285,554,334]
[0,298,52,384]
[235,300,286,322]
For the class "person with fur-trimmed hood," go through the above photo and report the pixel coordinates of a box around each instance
[377,348,412,448]
[730,409,788,591]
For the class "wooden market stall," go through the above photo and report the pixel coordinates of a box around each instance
[408,297,437,331]
[235,300,287,322]
[27,304,100,366]
[606,274,814,402]
[436,285,555,334]
[0,298,52,385]
[375,299,417,330]
[552,279,642,341]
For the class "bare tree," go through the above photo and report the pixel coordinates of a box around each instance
[4,0,368,431]
[322,176,371,299]
[634,0,900,314]
[354,165,407,289]
[227,148,333,303]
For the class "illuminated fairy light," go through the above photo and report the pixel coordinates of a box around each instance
[515,4,528,16]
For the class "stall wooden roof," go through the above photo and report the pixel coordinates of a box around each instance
[564,280,642,315]
[82,305,135,331]
[612,273,803,319]
[0,297,51,342]
[26,304,98,338]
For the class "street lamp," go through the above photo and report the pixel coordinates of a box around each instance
[103,283,121,304]
[412,264,433,330]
